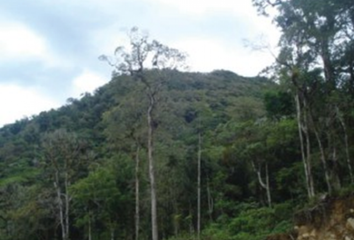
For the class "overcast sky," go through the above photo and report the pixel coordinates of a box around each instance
[0,0,280,127]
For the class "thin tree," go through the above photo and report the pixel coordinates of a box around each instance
[104,91,146,240]
[100,27,187,240]
[197,131,201,240]
[42,129,82,240]
[253,0,354,197]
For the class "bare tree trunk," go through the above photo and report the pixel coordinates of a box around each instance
[64,170,70,240]
[320,43,336,90]
[331,147,341,190]
[135,145,140,240]
[110,228,115,240]
[251,160,272,208]
[337,109,353,183]
[147,92,158,240]
[303,107,315,198]
[295,94,310,197]
[295,94,315,199]
[349,60,354,96]
[307,105,332,194]
[54,170,66,240]
[43,129,81,240]
[197,132,201,240]
[88,211,92,240]
[173,218,178,237]
[173,204,179,237]
[206,177,213,221]
[313,126,332,194]
[265,164,271,208]
[188,204,194,235]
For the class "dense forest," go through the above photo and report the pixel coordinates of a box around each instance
[1,0,354,239]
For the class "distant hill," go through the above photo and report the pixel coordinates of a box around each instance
[0,69,273,174]
[0,69,276,240]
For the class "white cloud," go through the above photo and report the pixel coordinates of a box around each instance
[138,0,280,75]
[91,27,131,57]
[0,20,71,70]
[72,70,109,98]
[0,22,48,61]
[172,38,230,72]
[0,83,60,127]
[172,38,274,76]
[147,0,254,16]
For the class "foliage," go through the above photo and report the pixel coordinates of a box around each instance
[1,1,354,237]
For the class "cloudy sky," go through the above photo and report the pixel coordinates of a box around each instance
[0,0,280,127]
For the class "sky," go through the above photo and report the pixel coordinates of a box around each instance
[0,0,280,127]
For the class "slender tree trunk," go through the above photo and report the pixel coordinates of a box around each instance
[349,60,354,97]
[64,170,70,240]
[147,92,158,240]
[312,126,332,194]
[188,203,194,235]
[307,104,333,194]
[110,227,115,240]
[135,145,140,240]
[344,126,353,183]
[54,170,66,240]
[173,202,179,237]
[295,94,310,197]
[197,132,201,240]
[331,146,341,190]
[206,177,213,221]
[295,94,315,199]
[303,107,315,198]
[88,211,92,240]
[265,164,271,208]
[251,160,272,208]
[337,109,353,183]
[321,41,336,90]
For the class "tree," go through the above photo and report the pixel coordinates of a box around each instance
[70,156,134,240]
[192,100,213,240]
[100,27,187,240]
[41,129,84,240]
[103,90,146,240]
[252,0,354,196]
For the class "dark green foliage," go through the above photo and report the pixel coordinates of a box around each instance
[0,70,279,240]
[264,90,294,119]
[1,42,354,240]
[2,1,354,238]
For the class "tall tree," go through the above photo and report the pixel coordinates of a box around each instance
[41,129,83,240]
[253,0,354,195]
[103,90,146,240]
[100,27,187,240]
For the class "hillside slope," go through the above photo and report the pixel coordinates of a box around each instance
[0,70,278,240]
[268,195,354,240]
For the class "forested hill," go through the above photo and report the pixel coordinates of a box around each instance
[2,0,354,239]
[0,70,271,166]
[1,67,354,240]
[0,70,279,240]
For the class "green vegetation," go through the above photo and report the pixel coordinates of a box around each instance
[1,1,354,239]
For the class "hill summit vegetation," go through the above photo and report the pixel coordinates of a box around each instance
[1,0,354,240]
